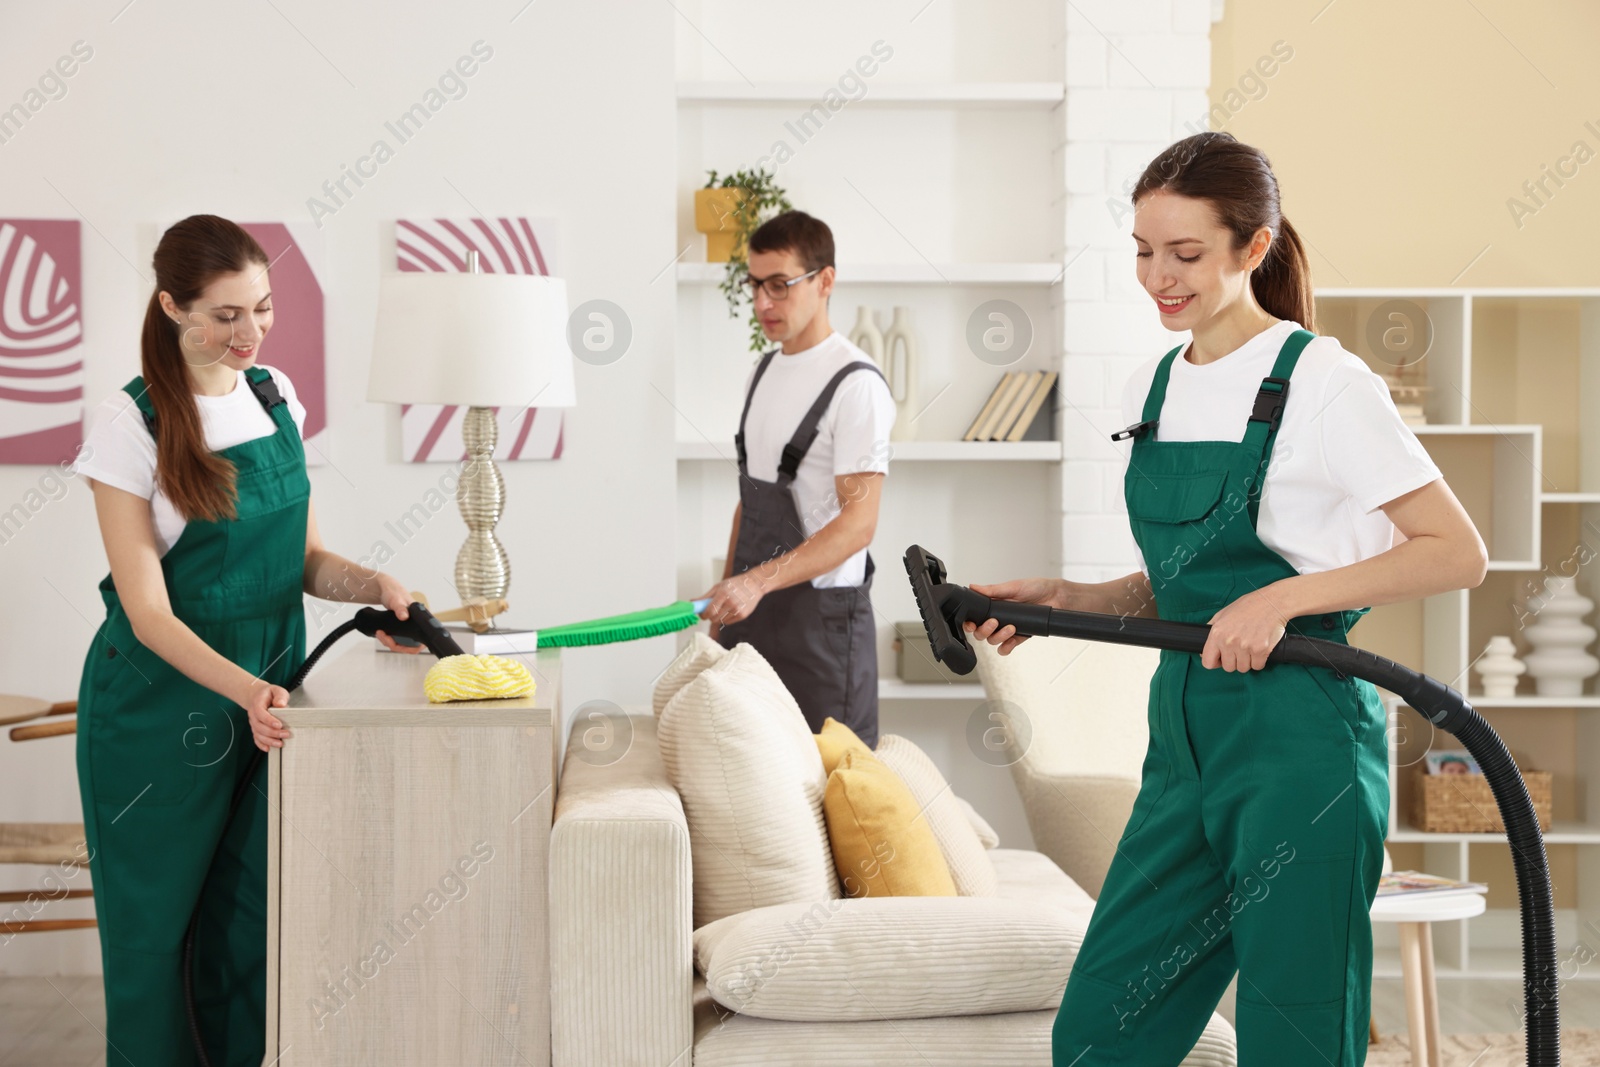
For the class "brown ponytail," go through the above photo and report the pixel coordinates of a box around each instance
[139,215,269,522]
[1131,131,1315,332]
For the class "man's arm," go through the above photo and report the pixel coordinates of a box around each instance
[701,472,884,629]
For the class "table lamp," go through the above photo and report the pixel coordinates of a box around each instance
[367,252,577,600]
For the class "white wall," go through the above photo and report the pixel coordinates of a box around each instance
[0,0,675,975]
[1062,0,1214,580]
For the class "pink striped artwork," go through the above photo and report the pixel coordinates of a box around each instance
[0,219,83,464]
[394,217,564,463]
[240,222,328,466]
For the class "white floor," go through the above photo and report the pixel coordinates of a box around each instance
[0,975,1594,1066]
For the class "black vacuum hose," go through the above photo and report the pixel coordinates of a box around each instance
[182,604,463,1067]
[902,545,1559,1066]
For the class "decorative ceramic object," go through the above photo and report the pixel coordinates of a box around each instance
[881,306,919,442]
[694,187,749,262]
[848,306,884,366]
[1474,635,1526,698]
[1522,577,1600,698]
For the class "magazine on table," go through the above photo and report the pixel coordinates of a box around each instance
[1377,870,1488,898]
[1422,750,1482,776]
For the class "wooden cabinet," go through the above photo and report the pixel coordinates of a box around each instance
[265,645,559,1065]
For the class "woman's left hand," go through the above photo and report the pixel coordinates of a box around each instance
[1203,588,1291,672]
[372,574,423,654]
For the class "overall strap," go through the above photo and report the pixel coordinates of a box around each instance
[1240,327,1315,523]
[123,367,287,442]
[1139,343,1188,426]
[777,360,888,484]
[734,347,782,471]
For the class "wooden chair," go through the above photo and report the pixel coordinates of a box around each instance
[0,695,94,936]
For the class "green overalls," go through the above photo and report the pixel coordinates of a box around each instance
[1053,329,1390,1065]
[77,366,308,1067]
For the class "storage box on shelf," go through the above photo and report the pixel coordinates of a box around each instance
[1313,287,1600,979]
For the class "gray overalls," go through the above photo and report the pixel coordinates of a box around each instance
[716,347,885,748]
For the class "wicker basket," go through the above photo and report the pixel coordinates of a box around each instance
[1409,762,1553,833]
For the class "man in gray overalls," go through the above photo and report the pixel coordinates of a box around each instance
[699,211,895,748]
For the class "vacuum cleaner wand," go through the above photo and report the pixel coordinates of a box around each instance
[903,544,1560,1067]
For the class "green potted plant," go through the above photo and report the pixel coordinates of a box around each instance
[696,167,793,351]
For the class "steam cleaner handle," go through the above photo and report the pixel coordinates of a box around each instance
[352,602,467,659]
[967,592,1469,731]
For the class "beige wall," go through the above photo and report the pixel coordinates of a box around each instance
[1212,1,1600,288]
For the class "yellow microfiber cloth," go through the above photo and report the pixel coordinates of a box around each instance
[424,654,537,703]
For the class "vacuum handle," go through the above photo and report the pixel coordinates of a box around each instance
[352,602,466,659]
[961,589,1471,731]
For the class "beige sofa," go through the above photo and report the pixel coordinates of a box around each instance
[548,637,1238,1065]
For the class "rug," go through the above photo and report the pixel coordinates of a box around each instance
[1366,1027,1600,1066]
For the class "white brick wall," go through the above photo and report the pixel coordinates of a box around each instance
[1058,0,1214,581]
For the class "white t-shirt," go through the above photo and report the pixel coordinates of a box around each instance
[1118,319,1441,577]
[738,330,897,587]
[72,365,307,557]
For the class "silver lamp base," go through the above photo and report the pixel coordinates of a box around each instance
[456,405,510,600]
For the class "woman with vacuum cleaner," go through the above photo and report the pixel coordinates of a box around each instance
[72,215,422,1067]
[962,132,1489,1065]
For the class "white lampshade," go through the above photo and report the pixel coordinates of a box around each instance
[367,271,577,409]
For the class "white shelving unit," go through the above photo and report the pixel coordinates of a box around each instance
[672,11,1069,687]
[677,81,1065,109]
[1314,288,1600,979]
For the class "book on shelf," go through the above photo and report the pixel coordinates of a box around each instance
[375,623,538,655]
[969,372,1027,441]
[991,370,1042,440]
[962,373,1014,441]
[1376,870,1488,898]
[963,370,1058,442]
[1005,371,1058,442]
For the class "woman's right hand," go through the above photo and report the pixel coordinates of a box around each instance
[964,578,1071,656]
[243,680,292,751]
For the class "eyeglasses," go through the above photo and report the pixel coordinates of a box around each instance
[742,268,821,301]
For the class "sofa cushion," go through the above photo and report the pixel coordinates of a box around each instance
[872,734,998,896]
[824,749,957,898]
[988,847,1096,929]
[956,794,1000,848]
[693,893,1077,1021]
[690,977,1238,1066]
[658,642,839,928]
[815,716,873,775]
[653,630,727,717]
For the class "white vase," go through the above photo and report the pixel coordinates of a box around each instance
[881,306,919,442]
[1522,577,1600,697]
[1474,635,1526,698]
[848,306,884,366]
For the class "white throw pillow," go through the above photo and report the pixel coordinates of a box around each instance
[956,794,1000,849]
[658,642,839,927]
[653,630,728,717]
[694,895,1080,1021]
[873,734,999,896]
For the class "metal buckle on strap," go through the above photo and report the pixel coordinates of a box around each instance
[1110,419,1158,442]
[1249,377,1291,431]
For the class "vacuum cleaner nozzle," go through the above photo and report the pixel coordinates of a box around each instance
[903,544,980,676]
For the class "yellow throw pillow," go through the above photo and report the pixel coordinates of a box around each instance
[815,716,873,776]
[823,749,957,899]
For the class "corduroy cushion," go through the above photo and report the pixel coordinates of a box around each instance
[658,642,839,927]
[693,893,1080,1021]
[874,734,999,896]
[957,795,1001,848]
[823,749,957,898]
[653,630,728,717]
[815,716,873,776]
